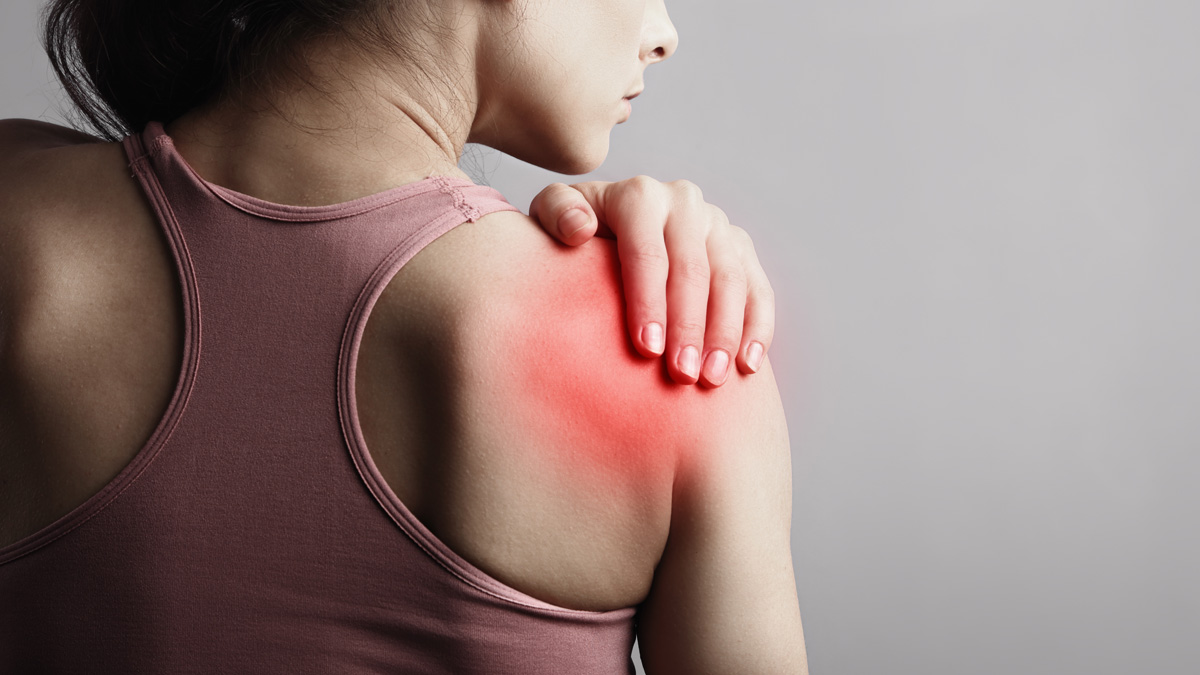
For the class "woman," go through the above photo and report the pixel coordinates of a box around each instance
[0,0,809,672]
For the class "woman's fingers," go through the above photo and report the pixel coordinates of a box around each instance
[661,181,712,385]
[698,220,748,387]
[528,182,599,246]
[606,182,671,357]
[734,227,774,374]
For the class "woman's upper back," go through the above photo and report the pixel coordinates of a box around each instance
[0,119,805,673]
[0,120,651,672]
[0,117,675,605]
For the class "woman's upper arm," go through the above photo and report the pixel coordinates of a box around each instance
[636,355,810,675]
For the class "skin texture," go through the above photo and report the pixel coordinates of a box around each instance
[0,0,809,671]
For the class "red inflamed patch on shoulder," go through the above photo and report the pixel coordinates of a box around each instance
[470,237,715,488]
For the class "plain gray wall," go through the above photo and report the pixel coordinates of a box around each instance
[4,1,1198,673]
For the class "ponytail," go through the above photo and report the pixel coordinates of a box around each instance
[41,1,373,141]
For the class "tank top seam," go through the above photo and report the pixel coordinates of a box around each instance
[431,175,484,223]
[200,175,449,223]
[143,123,478,224]
[337,207,632,618]
[0,131,203,567]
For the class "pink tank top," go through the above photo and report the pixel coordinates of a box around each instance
[0,122,637,673]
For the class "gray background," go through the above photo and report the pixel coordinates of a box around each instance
[4,1,1198,673]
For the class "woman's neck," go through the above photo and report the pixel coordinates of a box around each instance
[164,38,478,207]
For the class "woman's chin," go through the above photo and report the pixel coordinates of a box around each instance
[565,154,607,176]
[561,138,611,175]
[536,147,609,176]
[487,131,609,176]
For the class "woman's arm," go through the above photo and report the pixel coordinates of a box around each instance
[636,355,810,674]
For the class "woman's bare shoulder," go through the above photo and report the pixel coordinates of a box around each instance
[376,207,691,608]
[387,205,696,478]
[0,119,104,165]
[0,119,148,289]
[410,204,773,477]
[0,120,127,219]
[0,118,100,142]
[405,205,713,457]
[384,205,794,609]
[0,120,133,324]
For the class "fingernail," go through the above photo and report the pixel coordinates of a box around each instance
[677,345,700,380]
[702,349,731,386]
[558,208,589,239]
[643,322,664,354]
[746,341,765,373]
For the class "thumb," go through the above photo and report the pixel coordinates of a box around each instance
[528,182,599,246]
[564,180,616,240]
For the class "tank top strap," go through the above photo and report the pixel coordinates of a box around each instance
[122,121,520,228]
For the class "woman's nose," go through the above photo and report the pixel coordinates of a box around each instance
[642,1,679,64]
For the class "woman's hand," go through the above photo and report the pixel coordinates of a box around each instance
[528,177,773,388]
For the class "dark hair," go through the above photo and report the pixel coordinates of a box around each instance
[41,0,401,141]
